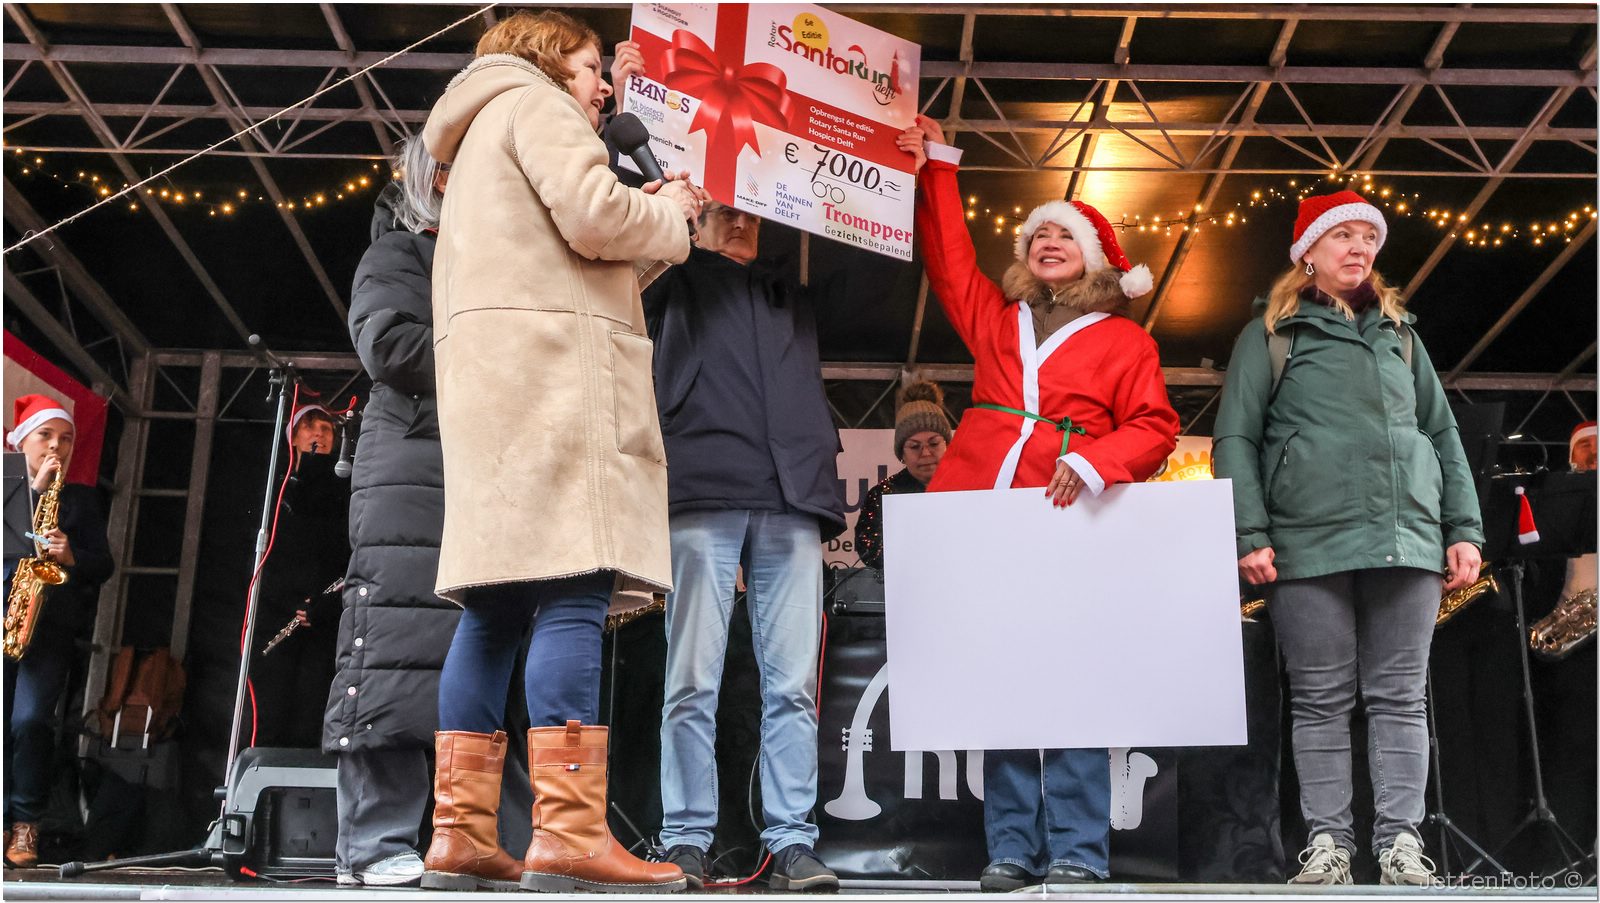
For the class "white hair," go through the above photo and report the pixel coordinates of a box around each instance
[391,135,444,233]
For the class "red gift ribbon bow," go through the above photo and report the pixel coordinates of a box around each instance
[663,28,794,200]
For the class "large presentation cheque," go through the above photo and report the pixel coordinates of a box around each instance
[625,3,921,260]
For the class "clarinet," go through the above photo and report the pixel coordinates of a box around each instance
[260,577,345,656]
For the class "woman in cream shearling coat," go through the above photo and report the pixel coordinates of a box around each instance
[416,10,701,894]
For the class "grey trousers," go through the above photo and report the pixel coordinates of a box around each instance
[1270,567,1441,857]
[336,748,428,874]
[334,744,533,874]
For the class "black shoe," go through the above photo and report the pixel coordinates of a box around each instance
[664,845,706,891]
[769,844,839,893]
[980,862,1037,892]
[1045,864,1103,884]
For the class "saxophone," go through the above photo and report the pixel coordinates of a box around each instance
[1435,563,1499,628]
[4,462,69,660]
[604,594,666,632]
[1241,562,1501,628]
[1529,588,1597,661]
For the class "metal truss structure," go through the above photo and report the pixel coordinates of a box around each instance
[5,3,1594,371]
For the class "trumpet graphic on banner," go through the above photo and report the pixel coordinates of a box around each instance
[825,663,984,820]
[825,663,888,819]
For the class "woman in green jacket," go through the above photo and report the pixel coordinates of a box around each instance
[1214,190,1484,887]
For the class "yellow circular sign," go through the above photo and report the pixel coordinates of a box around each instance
[792,13,829,52]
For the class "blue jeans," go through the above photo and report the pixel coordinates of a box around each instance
[437,572,611,732]
[659,510,822,855]
[3,634,73,826]
[983,748,1111,878]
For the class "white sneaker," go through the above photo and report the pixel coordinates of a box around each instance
[1289,833,1352,885]
[335,872,359,887]
[1379,833,1436,886]
[355,851,425,887]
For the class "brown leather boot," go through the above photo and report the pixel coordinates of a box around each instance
[5,822,39,868]
[521,721,686,893]
[420,731,523,891]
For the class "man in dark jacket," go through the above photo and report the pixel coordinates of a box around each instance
[645,202,846,891]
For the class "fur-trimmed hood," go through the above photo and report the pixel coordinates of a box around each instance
[1001,263,1131,316]
[423,54,567,166]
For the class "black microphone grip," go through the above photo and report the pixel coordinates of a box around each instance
[610,112,666,183]
[611,112,695,235]
[629,145,667,185]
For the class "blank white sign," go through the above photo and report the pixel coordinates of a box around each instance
[882,480,1247,752]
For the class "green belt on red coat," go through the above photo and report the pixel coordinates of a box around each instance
[972,403,1087,457]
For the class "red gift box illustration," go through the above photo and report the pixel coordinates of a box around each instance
[662,19,795,202]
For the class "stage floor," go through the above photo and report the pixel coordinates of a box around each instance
[2,869,1594,901]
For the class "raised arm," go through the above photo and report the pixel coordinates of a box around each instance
[901,116,1007,348]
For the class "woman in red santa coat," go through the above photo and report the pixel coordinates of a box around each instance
[897,115,1179,889]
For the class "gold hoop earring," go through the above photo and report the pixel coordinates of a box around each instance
[1304,261,1315,276]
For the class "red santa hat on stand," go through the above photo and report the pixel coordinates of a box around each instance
[1515,485,1540,545]
[6,393,73,451]
[1289,190,1388,264]
[1015,200,1154,298]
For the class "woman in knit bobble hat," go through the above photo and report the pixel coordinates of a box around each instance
[897,116,1179,889]
[853,378,953,570]
[1212,190,1484,886]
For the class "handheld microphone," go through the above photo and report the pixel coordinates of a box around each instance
[609,112,667,184]
[333,418,355,479]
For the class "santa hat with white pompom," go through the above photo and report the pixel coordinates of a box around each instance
[1014,200,1154,299]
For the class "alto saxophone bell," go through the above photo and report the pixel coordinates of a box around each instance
[1529,588,1598,661]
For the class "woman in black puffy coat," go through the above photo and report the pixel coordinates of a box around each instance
[322,138,528,886]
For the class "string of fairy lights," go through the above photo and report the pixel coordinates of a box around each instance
[965,171,1595,251]
[4,146,394,218]
[6,143,1593,250]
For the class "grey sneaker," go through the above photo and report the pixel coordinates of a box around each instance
[1379,833,1436,886]
[355,850,425,887]
[770,844,839,893]
[1289,833,1352,885]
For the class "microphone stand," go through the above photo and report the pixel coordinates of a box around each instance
[61,341,301,877]
[221,362,294,799]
